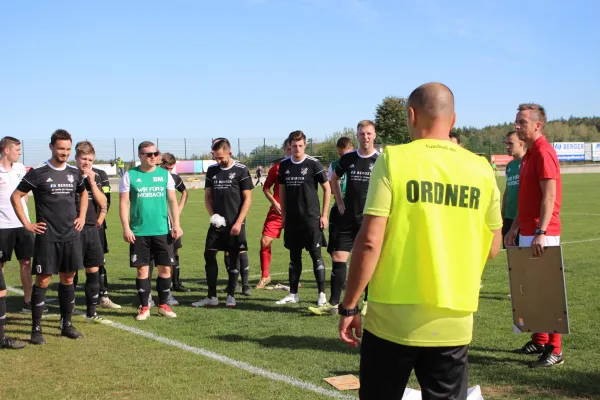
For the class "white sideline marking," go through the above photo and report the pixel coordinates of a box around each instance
[561,212,600,216]
[6,286,355,399]
[500,237,600,251]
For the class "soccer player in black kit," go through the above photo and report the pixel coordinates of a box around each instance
[309,120,379,315]
[191,138,253,308]
[74,141,112,324]
[276,130,331,306]
[11,129,88,345]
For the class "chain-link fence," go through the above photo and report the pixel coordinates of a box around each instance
[16,136,596,173]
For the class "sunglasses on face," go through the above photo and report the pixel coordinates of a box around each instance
[140,151,160,157]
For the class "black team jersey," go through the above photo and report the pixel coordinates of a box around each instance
[16,161,85,242]
[167,172,186,229]
[205,161,253,225]
[76,171,104,226]
[278,155,327,221]
[335,149,380,223]
[97,168,111,228]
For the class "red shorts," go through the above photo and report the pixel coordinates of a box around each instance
[262,210,283,239]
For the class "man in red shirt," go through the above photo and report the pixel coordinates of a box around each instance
[256,139,292,289]
[505,103,563,368]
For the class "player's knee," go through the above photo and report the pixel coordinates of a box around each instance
[204,250,217,265]
[309,249,325,271]
[19,259,31,269]
[35,275,52,288]
[290,248,302,264]
[59,272,75,285]
[261,236,273,249]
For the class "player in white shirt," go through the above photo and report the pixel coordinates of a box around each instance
[0,137,30,349]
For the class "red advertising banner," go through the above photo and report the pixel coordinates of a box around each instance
[490,154,513,166]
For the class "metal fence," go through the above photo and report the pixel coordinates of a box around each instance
[16,136,599,172]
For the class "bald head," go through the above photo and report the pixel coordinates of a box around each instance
[407,82,456,140]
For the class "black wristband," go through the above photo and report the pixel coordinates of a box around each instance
[338,304,360,316]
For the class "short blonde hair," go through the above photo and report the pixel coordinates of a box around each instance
[357,120,375,130]
[75,141,96,157]
[518,103,547,125]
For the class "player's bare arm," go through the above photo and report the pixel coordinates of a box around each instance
[74,189,88,232]
[531,178,556,257]
[279,183,286,224]
[263,183,280,214]
[119,192,135,243]
[204,187,214,216]
[232,189,252,236]
[11,189,46,234]
[501,182,508,218]
[320,180,331,229]
[489,229,502,259]
[167,189,183,240]
[178,188,188,213]
[331,173,345,215]
[338,215,387,348]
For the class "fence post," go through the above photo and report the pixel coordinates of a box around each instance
[132,138,135,162]
[114,138,117,162]
[184,138,187,159]
[22,140,25,165]
[157,138,159,150]
[238,138,241,160]
[263,138,266,167]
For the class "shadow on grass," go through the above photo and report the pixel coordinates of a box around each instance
[214,334,358,355]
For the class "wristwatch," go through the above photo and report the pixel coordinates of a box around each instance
[535,228,546,236]
[338,304,360,316]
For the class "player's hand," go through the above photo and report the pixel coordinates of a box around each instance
[273,201,282,216]
[172,226,183,240]
[74,217,85,232]
[123,228,136,244]
[504,227,518,248]
[531,234,546,258]
[25,222,46,235]
[337,203,345,215]
[231,222,242,236]
[339,314,362,348]
[85,168,96,181]
[96,219,103,229]
[320,215,328,229]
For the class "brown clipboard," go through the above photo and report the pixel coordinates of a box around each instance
[506,246,570,334]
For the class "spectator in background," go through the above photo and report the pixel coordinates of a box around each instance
[255,165,263,187]
[116,157,125,178]
[449,130,463,147]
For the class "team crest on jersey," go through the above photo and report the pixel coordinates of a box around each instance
[301,167,308,176]
[369,163,374,170]
[229,172,236,179]
[67,174,74,183]
[285,170,290,174]
[349,164,355,169]
[136,178,142,183]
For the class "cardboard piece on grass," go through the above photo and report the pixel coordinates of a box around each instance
[507,246,570,334]
[324,375,360,390]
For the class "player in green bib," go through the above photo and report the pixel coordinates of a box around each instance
[119,141,183,321]
[502,131,525,248]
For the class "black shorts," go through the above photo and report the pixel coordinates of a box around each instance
[98,225,109,254]
[284,218,327,252]
[32,237,83,275]
[327,208,361,254]
[502,217,519,249]
[174,237,182,250]
[359,330,468,399]
[205,223,248,252]
[81,225,105,268]
[130,235,175,268]
[0,227,34,263]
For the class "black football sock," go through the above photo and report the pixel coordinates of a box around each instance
[99,265,109,297]
[330,262,347,305]
[58,283,75,328]
[205,251,218,298]
[156,277,171,306]
[239,252,249,288]
[0,296,6,341]
[172,255,181,287]
[226,252,240,297]
[31,285,47,333]
[289,249,303,294]
[136,278,151,308]
[84,271,100,317]
[73,271,79,289]
[310,248,326,294]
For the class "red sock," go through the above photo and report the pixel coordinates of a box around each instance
[532,333,549,346]
[549,334,562,354]
[260,247,271,278]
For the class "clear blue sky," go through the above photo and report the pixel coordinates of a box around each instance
[1,0,599,151]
